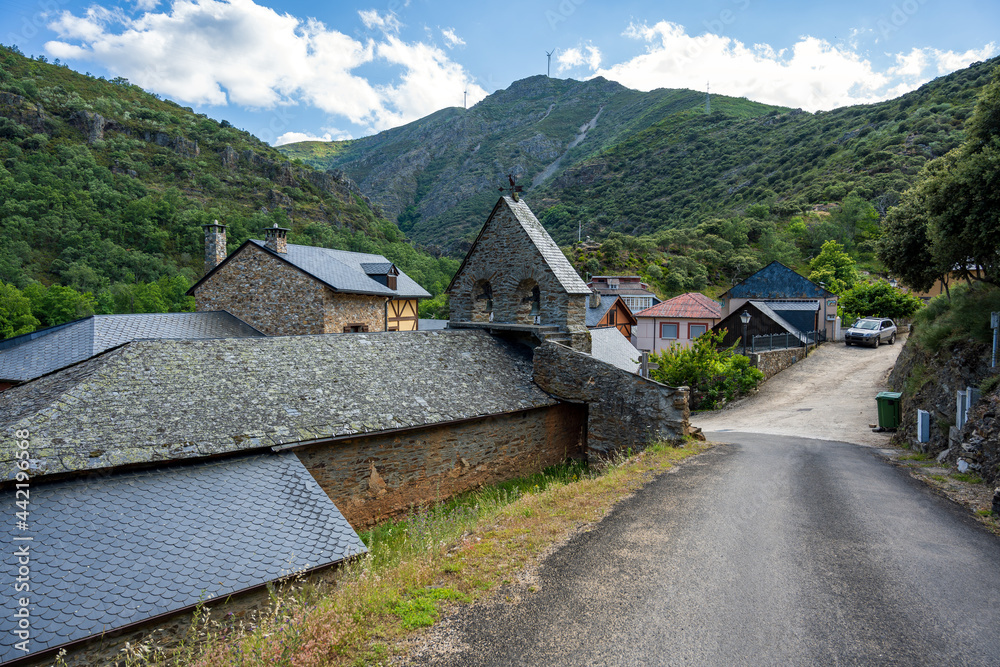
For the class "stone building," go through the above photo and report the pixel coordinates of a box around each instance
[447,196,593,352]
[188,223,430,336]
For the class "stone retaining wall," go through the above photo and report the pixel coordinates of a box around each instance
[295,403,587,527]
[750,344,816,380]
[532,341,690,459]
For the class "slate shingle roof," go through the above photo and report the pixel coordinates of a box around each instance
[724,261,833,299]
[589,327,640,373]
[501,197,591,295]
[0,330,557,479]
[635,293,721,320]
[0,312,265,384]
[0,452,366,663]
[749,300,810,342]
[585,295,622,328]
[249,240,430,299]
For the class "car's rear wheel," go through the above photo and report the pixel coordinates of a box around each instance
[888,333,895,344]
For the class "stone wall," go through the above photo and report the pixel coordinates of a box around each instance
[448,201,589,349]
[194,244,386,335]
[294,403,587,527]
[532,341,690,459]
[749,344,816,380]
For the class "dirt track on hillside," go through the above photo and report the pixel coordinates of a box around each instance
[692,336,906,446]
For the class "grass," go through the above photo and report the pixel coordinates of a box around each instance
[118,440,709,666]
[950,472,984,484]
[898,452,932,461]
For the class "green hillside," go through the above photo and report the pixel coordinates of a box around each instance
[0,45,457,332]
[278,76,785,252]
[280,60,998,253]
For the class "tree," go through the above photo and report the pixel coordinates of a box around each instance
[22,283,95,327]
[808,240,858,293]
[838,280,924,323]
[649,330,764,410]
[878,66,1000,290]
[0,281,39,338]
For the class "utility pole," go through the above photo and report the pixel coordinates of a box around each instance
[546,49,555,77]
[706,81,711,114]
[464,89,467,109]
[992,312,998,367]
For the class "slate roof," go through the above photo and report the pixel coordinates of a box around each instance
[749,301,810,342]
[0,330,557,480]
[0,312,265,384]
[418,319,449,330]
[635,293,721,320]
[502,197,591,294]
[245,241,430,299]
[586,295,623,328]
[761,300,819,311]
[724,261,833,299]
[0,452,366,662]
[589,327,640,373]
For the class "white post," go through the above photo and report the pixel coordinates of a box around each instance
[917,409,930,443]
[956,390,967,429]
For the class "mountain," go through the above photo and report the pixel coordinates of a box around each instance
[279,59,999,251]
[0,45,457,307]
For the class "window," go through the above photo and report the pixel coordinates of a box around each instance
[343,324,368,333]
[387,275,397,290]
[660,322,678,339]
[689,324,708,339]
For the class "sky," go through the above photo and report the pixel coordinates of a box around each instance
[2,0,998,146]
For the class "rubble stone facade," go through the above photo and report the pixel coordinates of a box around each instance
[295,403,587,527]
[448,197,592,351]
[192,243,385,335]
[533,341,691,459]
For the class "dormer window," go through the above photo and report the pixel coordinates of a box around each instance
[361,262,400,290]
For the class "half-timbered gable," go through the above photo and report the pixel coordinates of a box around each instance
[586,292,637,340]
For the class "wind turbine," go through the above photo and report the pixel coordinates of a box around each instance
[546,49,555,77]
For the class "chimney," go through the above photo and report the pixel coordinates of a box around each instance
[589,290,601,308]
[263,223,289,254]
[202,220,227,274]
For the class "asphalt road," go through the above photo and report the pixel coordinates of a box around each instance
[414,433,1000,666]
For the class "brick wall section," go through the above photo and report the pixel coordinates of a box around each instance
[449,202,590,351]
[193,243,385,335]
[532,341,690,459]
[295,404,586,527]
[749,344,816,380]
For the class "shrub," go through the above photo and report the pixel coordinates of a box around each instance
[912,282,1000,352]
[649,330,765,410]
[838,279,924,322]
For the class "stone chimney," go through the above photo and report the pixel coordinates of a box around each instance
[263,223,289,254]
[202,220,227,274]
[589,290,601,308]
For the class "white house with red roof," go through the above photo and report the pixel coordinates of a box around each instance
[634,292,722,352]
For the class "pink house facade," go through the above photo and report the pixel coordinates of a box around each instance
[634,293,722,353]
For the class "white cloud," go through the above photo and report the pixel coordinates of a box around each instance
[358,9,400,34]
[556,44,601,74]
[44,0,486,138]
[274,128,353,145]
[592,21,998,112]
[134,0,161,10]
[441,27,464,49]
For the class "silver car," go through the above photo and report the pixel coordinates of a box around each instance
[845,318,896,347]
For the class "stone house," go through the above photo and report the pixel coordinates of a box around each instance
[447,196,593,352]
[634,293,721,353]
[188,222,430,336]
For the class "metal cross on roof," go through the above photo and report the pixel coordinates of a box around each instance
[499,174,524,202]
